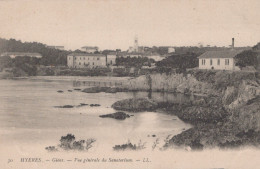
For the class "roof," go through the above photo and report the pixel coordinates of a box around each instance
[1,52,42,56]
[198,50,244,59]
[68,53,105,57]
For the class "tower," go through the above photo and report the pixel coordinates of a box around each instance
[232,38,235,49]
[134,36,138,52]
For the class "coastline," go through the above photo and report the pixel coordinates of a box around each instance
[1,70,260,150]
[106,70,260,150]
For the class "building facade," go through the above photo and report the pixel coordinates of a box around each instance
[198,50,243,70]
[81,46,99,53]
[1,52,42,58]
[168,47,175,53]
[106,52,117,66]
[67,53,106,68]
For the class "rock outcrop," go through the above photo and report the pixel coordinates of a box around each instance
[166,96,228,124]
[82,86,127,93]
[229,96,260,132]
[166,122,260,150]
[112,98,158,112]
[99,112,131,120]
[162,71,260,150]
[224,80,260,109]
[55,105,74,108]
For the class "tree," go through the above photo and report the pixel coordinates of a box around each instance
[115,56,155,68]
[235,50,258,69]
[156,53,199,71]
[0,38,70,66]
[0,56,12,68]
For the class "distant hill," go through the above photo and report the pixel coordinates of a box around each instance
[0,38,70,66]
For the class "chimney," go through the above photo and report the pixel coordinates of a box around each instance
[232,38,234,49]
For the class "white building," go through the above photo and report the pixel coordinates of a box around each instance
[106,52,117,66]
[0,52,42,58]
[81,46,99,53]
[128,36,140,53]
[168,47,175,53]
[198,50,243,70]
[67,53,106,68]
[118,52,143,58]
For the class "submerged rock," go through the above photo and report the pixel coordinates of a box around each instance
[55,105,74,108]
[82,87,110,93]
[90,104,101,107]
[105,87,117,93]
[111,98,158,112]
[99,112,130,120]
[82,87,128,93]
[76,103,88,107]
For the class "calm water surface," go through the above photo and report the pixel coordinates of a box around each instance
[0,77,192,152]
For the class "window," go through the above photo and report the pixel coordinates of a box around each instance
[202,59,206,65]
[93,62,94,65]
[110,60,112,64]
[225,59,229,65]
[218,59,220,65]
[88,57,89,60]
[201,59,203,65]
[210,59,213,65]
[97,57,100,60]
[79,62,81,65]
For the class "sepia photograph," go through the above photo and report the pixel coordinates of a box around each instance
[0,0,259,169]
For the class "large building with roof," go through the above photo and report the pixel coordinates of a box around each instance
[67,53,106,68]
[198,50,243,70]
[1,52,42,58]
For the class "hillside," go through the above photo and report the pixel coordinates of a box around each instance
[0,38,69,66]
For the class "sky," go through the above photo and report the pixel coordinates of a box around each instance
[0,0,259,50]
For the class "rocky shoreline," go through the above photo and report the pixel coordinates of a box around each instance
[110,71,260,150]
